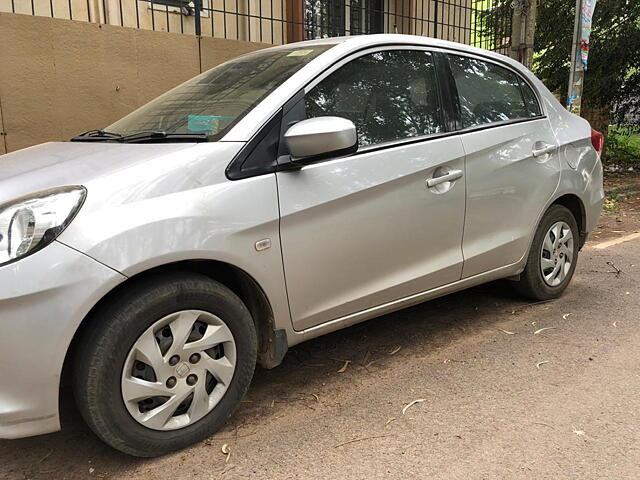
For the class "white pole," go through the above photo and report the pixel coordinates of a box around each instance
[567,0,582,114]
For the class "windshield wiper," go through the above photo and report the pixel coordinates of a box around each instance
[70,129,124,142]
[70,130,209,143]
[120,131,209,143]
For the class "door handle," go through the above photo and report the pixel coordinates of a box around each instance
[532,143,557,157]
[426,169,463,188]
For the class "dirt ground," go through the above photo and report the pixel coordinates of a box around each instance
[592,172,640,241]
[1,174,639,480]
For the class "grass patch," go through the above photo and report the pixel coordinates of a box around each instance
[604,126,640,166]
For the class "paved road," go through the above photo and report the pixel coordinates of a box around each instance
[2,233,639,480]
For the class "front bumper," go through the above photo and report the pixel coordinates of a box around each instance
[0,241,125,439]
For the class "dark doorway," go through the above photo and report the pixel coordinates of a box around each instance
[304,0,384,39]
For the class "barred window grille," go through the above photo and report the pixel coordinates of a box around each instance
[2,0,512,54]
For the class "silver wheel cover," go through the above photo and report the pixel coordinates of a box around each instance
[540,221,574,287]
[121,310,236,431]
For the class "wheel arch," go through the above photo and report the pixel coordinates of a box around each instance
[62,259,287,394]
[550,193,587,247]
[511,191,588,282]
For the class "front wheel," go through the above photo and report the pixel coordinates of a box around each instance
[513,204,579,300]
[73,273,257,457]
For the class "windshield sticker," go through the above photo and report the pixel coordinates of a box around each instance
[187,115,235,132]
[287,49,314,57]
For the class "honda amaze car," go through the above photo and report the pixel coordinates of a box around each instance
[0,34,603,456]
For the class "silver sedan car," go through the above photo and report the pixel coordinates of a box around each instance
[0,34,603,456]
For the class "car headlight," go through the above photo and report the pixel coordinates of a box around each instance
[0,186,86,266]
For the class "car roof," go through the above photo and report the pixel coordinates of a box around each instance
[266,34,521,70]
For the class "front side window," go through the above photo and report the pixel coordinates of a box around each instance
[305,50,443,148]
[106,45,332,140]
[448,55,539,128]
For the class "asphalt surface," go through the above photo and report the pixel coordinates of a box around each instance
[2,187,639,479]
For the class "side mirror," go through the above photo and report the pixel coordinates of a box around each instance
[284,116,358,164]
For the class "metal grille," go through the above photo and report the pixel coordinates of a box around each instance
[3,0,512,53]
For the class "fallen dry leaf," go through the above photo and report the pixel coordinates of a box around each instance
[38,448,53,463]
[334,434,392,448]
[337,360,351,373]
[221,443,231,463]
[536,361,550,369]
[402,399,426,415]
[532,422,555,429]
[562,313,573,320]
[362,350,371,365]
[534,327,557,335]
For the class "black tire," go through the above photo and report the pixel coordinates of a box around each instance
[73,272,257,457]
[513,204,579,300]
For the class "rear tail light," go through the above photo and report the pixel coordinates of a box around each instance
[591,128,604,155]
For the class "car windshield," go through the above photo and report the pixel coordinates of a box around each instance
[105,45,333,140]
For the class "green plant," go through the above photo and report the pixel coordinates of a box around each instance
[602,129,640,166]
[603,198,618,212]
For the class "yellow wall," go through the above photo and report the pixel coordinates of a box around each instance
[0,0,288,44]
[0,12,267,153]
[0,0,475,44]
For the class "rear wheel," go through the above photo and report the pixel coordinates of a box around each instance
[73,272,257,457]
[513,205,579,300]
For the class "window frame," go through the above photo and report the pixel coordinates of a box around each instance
[443,51,546,132]
[226,43,548,180]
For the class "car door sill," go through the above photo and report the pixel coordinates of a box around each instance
[298,261,523,342]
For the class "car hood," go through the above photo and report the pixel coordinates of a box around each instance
[0,141,244,205]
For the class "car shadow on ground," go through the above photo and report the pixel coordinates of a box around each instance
[0,280,529,477]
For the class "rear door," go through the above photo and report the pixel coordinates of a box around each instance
[277,48,467,331]
[446,53,561,278]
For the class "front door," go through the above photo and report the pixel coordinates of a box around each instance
[277,49,467,331]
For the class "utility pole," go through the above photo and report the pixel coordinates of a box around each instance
[509,0,538,70]
[567,0,597,115]
[523,0,537,68]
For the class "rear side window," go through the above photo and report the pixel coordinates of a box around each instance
[520,79,542,117]
[448,55,539,128]
[305,50,443,147]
